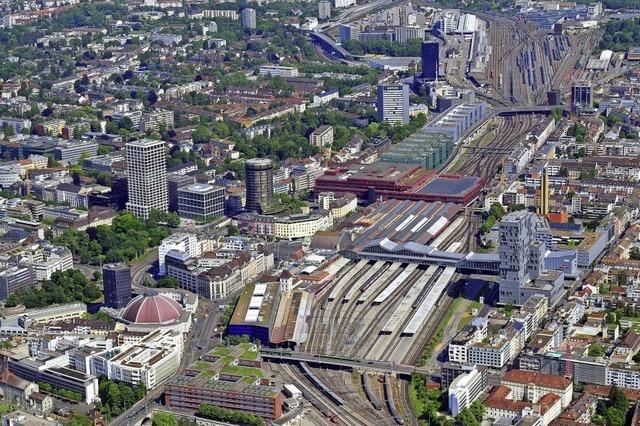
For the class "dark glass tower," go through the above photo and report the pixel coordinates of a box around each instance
[103,263,132,309]
[421,41,439,80]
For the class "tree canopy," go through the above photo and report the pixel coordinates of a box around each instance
[198,403,263,426]
[97,378,146,421]
[53,211,175,265]
[7,269,101,309]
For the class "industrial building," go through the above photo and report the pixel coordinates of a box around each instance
[314,162,484,205]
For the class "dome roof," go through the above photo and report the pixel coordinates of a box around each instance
[121,292,182,324]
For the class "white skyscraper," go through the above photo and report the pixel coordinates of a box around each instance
[241,8,256,29]
[125,138,168,219]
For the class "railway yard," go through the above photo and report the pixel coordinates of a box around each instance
[265,5,625,426]
[267,220,470,424]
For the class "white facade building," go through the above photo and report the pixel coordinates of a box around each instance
[448,366,485,416]
[90,330,183,390]
[159,233,201,276]
[125,139,168,219]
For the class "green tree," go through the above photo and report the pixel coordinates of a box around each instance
[606,407,625,426]
[227,225,239,236]
[192,125,212,144]
[609,385,628,412]
[455,409,480,426]
[153,412,178,426]
[156,277,180,288]
[588,343,605,357]
[65,414,93,426]
[619,270,629,286]
[629,247,640,261]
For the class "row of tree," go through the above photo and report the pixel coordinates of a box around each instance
[38,381,82,402]
[197,403,263,426]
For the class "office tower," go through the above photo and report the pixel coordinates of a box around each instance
[245,158,274,213]
[103,263,132,309]
[376,84,409,125]
[318,1,331,20]
[241,8,256,29]
[167,173,196,212]
[125,139,168,219]
[540,168,549,216]
[571,81,592,112]
[0,267,34,300]
[421,40,439,80]
[448,367,486,416]
[178,183,225,221]
[340,24,360,43]
[498,211,533,300]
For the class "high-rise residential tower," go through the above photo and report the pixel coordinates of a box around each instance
[241,8,256,29]
[318,1,331,19]
[125,138,168,219]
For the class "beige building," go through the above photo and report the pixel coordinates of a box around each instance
[502,370,573,408]
[309,125,333,148]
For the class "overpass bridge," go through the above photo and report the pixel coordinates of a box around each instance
[309,31,354,61]
[260,349,432,377]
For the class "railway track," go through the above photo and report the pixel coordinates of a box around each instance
[274,363,376,426]
[341,267,423,358]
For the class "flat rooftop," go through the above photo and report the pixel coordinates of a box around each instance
[416,174,482,197]
[230,281,279,328]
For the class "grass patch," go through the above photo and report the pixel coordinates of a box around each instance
[417,297,463,367]
[194,361,213,371]
[211,346,232,356]
[457,300,483,332]
[239,350,259,360]
[221,365,265,377]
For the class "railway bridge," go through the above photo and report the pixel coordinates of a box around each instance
[260,349,433,377]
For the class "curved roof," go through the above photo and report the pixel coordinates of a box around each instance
[121,292,182,324]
